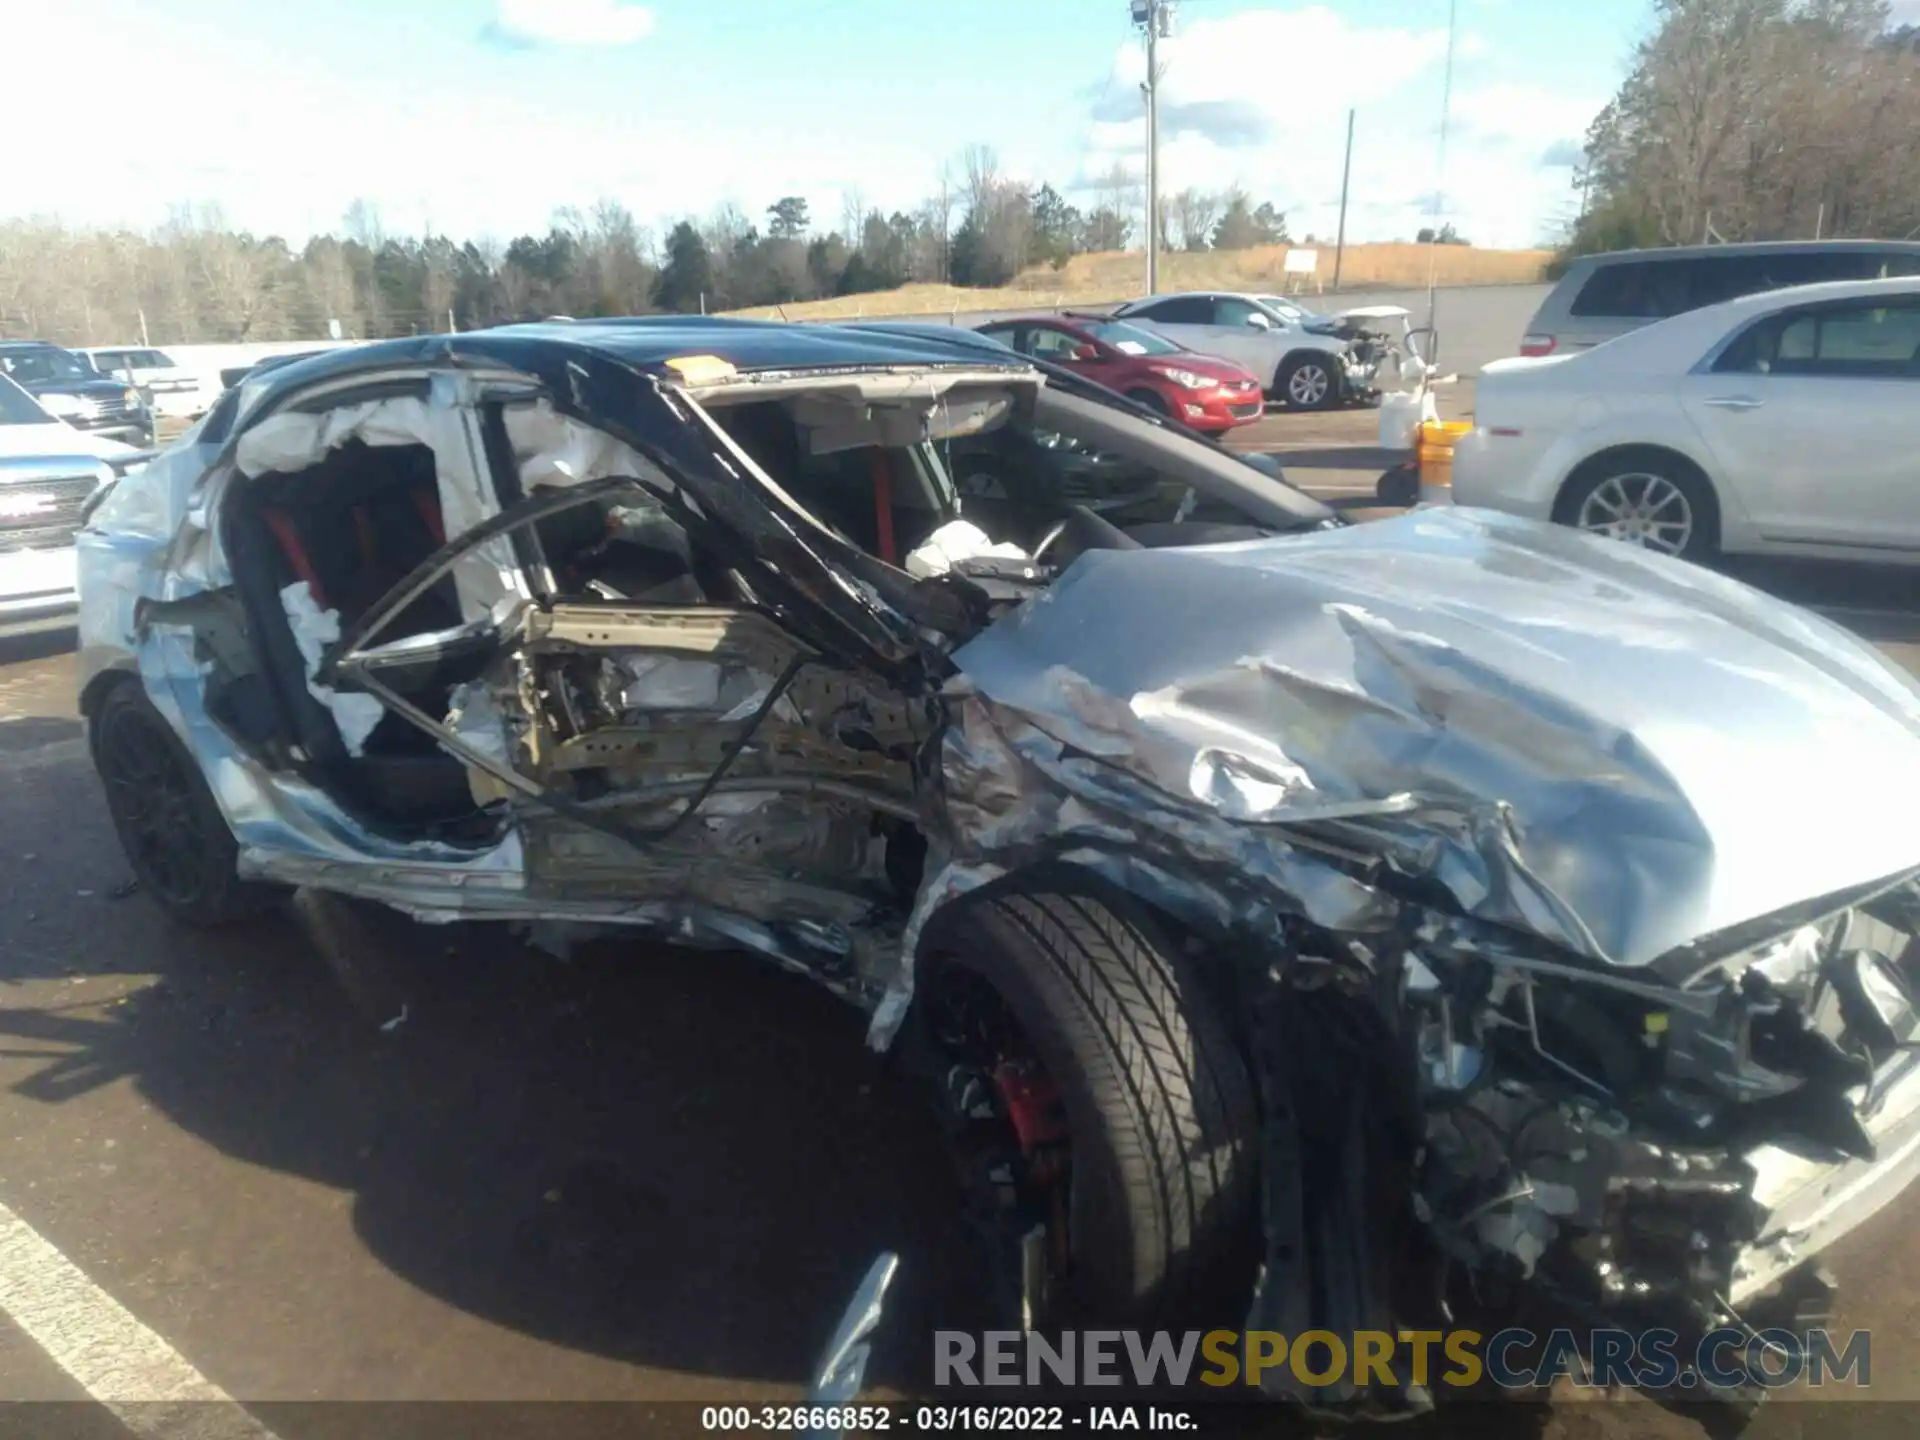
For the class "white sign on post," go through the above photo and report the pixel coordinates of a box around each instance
[1281,248,1320,293]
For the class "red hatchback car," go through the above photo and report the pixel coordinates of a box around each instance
[976,314,1267,434]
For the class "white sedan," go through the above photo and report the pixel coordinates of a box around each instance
[1452,275,1920,564]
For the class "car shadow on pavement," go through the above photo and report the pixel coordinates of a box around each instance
[0,847,994,1393]
[0,627,79,667]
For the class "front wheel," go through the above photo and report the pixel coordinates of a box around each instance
[90,682,280,927]
[1125,388,1172,418]
[917,873,1258,1328]
[1276,354,1340,411]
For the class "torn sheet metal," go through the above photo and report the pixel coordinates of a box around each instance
[929,506,1920,974]
[134,620,526,884]
[280,581,384,756]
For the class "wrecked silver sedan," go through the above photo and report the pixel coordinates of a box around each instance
[75,320,1920,1415]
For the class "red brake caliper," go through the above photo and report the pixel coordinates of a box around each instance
[991,1061,1071,1273]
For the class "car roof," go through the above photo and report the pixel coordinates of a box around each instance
[1569,239,1920,267]
[240,316,1036,414]
[1530,274,1920,372]
[0,340,69,352]
[1703,273,1920,314]
[832,320,1017,351]
[977,314,1086,329]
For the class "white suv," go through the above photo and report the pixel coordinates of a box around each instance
[1110,291,1374,410]
[77,346,210,420]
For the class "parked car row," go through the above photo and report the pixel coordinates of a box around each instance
[0,341,156,448]
[962,288,1408,440]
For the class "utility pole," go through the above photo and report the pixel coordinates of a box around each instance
[1133,0,1171,294]
[1333,109,1355,290]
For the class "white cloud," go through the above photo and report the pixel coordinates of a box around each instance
[1092,7,1450,145]
[1077,7,1607,248]
[490,0,655,48]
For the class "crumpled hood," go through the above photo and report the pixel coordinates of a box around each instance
[944,507,1920,970]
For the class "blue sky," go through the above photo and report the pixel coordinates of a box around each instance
[13,0,1670,249]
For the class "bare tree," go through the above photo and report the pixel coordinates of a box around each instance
[1167,188,1220,251]
[1581,0,1920,248]
[913,164,958,282]
[839,187,867,245]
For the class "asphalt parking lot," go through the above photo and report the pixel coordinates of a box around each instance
[3,396,1920,1439]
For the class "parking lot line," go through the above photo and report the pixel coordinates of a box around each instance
[0,1196,281,1439]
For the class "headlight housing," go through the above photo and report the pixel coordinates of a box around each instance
[1152,366,1212,390]
[124,388,143,410]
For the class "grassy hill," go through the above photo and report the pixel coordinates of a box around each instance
[722,241,1552,321]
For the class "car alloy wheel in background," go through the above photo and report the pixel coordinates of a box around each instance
[1571,471,1696,557]
[1279,356,1336,411]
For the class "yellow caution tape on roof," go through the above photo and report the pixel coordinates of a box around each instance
[664,354,739,385]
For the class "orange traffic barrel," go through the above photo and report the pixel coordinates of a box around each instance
[1416,419,1472,505]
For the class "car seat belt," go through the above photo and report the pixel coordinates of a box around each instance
[869,447,896,565]
[412,488,445,544]
[352,505,379,573]
[261,509,330,609]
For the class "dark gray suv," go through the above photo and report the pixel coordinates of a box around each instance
[1521,239,1920,357]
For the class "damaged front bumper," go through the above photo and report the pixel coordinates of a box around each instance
[1246,886,1920,1415]
[1736,1046,1920,1307]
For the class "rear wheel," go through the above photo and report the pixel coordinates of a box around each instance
[1555,451,1720,562]
[918,873,1258,1328]
[90,682,280,927]
[1276,353,1340,411]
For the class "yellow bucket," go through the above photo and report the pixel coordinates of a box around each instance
[1416,419,1472,504]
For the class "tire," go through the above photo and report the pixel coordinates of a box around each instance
[921,873,1258,1326]
[1125,388,1172,418]
[89,681,280,928]
[1376,461,1420,508]
[1554,450,1720,563]
[1275,353,1340,411]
